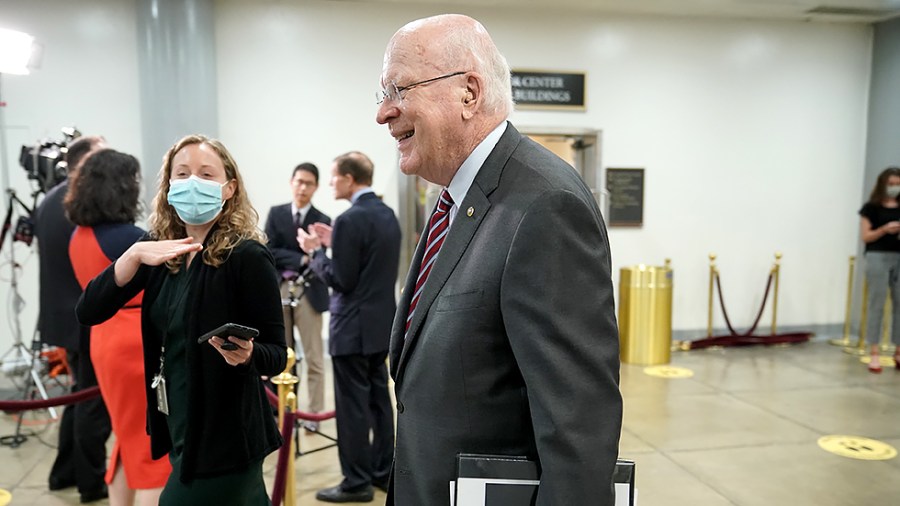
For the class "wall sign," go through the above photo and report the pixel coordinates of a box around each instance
[606,168,644,227]
[511,70,585,110]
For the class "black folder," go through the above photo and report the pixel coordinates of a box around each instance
[455,454,539,506]
[454,454,635,506]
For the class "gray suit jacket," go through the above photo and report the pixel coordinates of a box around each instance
[389,123,623,505]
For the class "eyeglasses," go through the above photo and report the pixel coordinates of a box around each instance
[376,71,467,105]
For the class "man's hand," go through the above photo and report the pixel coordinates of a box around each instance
[297,227,322,254]
[311,223,333,248]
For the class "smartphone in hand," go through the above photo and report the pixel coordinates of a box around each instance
[197,323,259,351]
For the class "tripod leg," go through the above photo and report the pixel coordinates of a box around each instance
[0,410,28,448]
[30,362,57,419]
[0,379,30,448]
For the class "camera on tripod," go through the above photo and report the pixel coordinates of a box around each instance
[18,126,81,195]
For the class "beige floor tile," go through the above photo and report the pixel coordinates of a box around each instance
[668,441,900,506]
[619,428,656,455]
[734,386,900,439]
[625,392,819,451]
[626,451,734,506]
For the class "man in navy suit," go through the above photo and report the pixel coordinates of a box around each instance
[376,14,622,506]
[298,151,400,503]
[34,135,112,503]
[264,163,331,422]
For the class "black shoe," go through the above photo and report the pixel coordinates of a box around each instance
[79,486,109,504]
[315,484,374,503]
[373,479,389,493]
[48,477,75,491]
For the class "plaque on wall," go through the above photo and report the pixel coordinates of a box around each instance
[606,168,644,227]
[511,70,585,110]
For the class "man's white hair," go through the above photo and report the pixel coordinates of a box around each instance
[440,18,514,117]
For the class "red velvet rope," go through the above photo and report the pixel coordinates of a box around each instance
[265,387,336,422]
[266,386,336,506]
[685,332,812,350]
[271,409,296,506]
[715,272,774,337]
[0,386,100,412]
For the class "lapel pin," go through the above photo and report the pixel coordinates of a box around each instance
[467,206,474,217]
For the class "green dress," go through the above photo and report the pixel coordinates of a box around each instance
[150,266,270,505]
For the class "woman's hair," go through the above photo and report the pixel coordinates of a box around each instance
[148,134,264,272]
[63,148,141,226]
[868,166,900,204]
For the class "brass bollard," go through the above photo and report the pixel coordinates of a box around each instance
[271,348,299,506]
[618,263,673,365]
[829,256,855,347]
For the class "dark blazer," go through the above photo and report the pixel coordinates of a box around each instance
[389,124,623,505]
[76,235,287,482]
[33,181,83,349]
[309,192,401,357]
[264,203,332,313]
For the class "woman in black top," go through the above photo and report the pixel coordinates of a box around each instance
[859,166,900,373]
[76,135,287,504]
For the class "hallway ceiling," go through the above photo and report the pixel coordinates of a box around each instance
[330,0,900,23]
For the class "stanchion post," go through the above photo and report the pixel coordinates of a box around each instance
[771,252,782,335]
[707,253,716,338]
[830,256,855,347]
[284,391,298,506]
[271,349,299,505]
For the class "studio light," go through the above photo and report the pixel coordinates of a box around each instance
[0,27,39,75]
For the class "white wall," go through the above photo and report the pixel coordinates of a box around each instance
[0,0,142,352]
[217,1,870,334]
[0,0,872,354]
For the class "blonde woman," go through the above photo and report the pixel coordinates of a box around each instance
[76,135,286,505]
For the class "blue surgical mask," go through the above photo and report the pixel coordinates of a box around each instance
[887,185,900,198]
[167,175,229,225]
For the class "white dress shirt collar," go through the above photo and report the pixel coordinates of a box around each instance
[291,202,312,223]
[446,121,509,224]
[351,187,374,204]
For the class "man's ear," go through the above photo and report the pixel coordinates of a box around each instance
[461,73,482,119]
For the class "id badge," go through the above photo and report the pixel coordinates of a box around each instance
[151,374,169,415]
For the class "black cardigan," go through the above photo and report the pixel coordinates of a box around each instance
[76,237,287,482]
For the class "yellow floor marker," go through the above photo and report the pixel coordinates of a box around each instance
[643,365,694,378]
[860,356,897,367]
[818,435,897,461]
[0,489,11,506]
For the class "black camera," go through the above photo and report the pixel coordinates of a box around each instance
[18,126,81,194]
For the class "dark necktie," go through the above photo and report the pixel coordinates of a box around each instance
[294,210,302,230]
[405,189,454,334]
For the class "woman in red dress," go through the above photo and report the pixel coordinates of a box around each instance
[65,149,171,505]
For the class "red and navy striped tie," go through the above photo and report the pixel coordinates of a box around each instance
[405,189,454,334]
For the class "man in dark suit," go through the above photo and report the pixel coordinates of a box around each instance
[375,14,623,505]
[33,135,112,503]
[298,151,400,503]
[264,162,331,423]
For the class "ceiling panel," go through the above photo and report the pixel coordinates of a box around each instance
[326,0,900,22]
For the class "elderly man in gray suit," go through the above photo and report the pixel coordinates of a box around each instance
[376,13,623,506]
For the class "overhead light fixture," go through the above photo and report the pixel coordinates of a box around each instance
[0,28,40,75]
